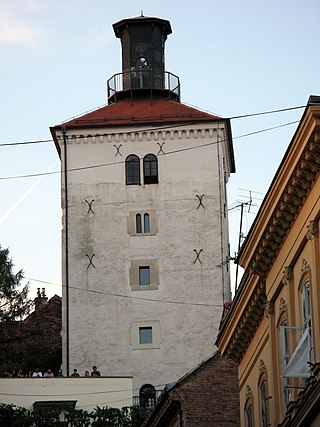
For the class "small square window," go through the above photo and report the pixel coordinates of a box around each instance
[139,327,153,344]
[139,266,150,286]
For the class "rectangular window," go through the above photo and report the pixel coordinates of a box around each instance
[139,327,153,344]
[139,266,150,286]
[130,321,161,349]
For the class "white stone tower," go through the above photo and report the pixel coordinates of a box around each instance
[51,15,235,405]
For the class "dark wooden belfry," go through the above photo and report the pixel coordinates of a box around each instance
[107,15,180,103]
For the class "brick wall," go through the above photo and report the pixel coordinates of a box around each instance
[170,353,240,427]
[146,351,240,427]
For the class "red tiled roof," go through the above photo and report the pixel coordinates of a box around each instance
[57,98,221,128]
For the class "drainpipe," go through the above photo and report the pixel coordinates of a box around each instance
[62,127,70,377]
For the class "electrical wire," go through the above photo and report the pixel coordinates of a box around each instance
[0,382,167,398]
[0,103,305,148]
[0,119,300,181]
[25,277,224,308]
[0,139,52,147]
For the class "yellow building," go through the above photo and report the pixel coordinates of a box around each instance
[217,96,320,427]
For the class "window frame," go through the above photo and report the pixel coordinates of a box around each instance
[126,154,141,185]
[136,214,142,233]
[139,384,156,408]
[143,154,158,184]
[144,213,150,233]
[139,266,151,286]
[129,259,159,291]
[244,395,254,427]
[258,374,269,427]
[129,211,157,236]
[130,320,161,350]
[139,326,153,344]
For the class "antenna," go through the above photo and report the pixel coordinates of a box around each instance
[230,189,257,291]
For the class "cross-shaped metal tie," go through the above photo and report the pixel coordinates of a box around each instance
[86,254,96,269]
[193,249,203,264]
[157,142,165,155]
[113,144,122,157]
[196,194,205,209]
[85,199,95,215]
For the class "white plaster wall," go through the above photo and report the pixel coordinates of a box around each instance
[0,377,132,411]
[57,122,232,393]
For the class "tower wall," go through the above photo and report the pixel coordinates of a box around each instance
[57,123,231,391]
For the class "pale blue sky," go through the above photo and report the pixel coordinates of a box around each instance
[1,0,319,299]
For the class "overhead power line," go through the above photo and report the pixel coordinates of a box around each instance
[0,119,300,181]
[0,139,52,147]
[229,105,305,120]
[25,277,224,308]
[0,104,305,148]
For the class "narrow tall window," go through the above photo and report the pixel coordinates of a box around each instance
[139,327,152,344]
[260,380,269,427]
[302,281,313,364]
[136,214,142,233]
[144,213,150,233]
[126,155,140,185]
[139,266,150,286]
[280,319,291,407]
[246,404,253,427]
[143,154,158,184]
[302,282,311,330]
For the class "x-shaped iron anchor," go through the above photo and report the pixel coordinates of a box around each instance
[86,254,96,269]
[157,142,165,155]
[113,144,122,157]
[85,199,95,215]
[193,249,203,264]
[196,194,205,209]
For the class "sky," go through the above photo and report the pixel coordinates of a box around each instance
[0,0,319,300]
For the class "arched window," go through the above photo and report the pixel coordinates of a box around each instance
[246,404,253,427]
[259,379,269,427]
[126,155,140,185]
[136,214,142,233]
[144,213,150,233]
[244,391,254,427]
[143,154,158,184]
[302,281,311,330]
[302,281,313,365]
[280,318,291,408]
[139,384,156,408]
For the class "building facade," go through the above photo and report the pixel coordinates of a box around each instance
[51,15,235,398]
[217,97,320,426]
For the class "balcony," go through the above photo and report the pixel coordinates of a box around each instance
[107,70,180,103]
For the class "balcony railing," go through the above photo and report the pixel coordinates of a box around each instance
[107,70,180,103]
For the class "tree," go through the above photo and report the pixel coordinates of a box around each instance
[0,245,32,328]
[0,246,33,374]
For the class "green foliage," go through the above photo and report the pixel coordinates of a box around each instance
[0,246,32,326]
[0,403,30,427]
[0,403,148,426]
[66,408,91,427]
[32,407,61,427]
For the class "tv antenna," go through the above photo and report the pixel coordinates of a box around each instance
[228,189,256,291]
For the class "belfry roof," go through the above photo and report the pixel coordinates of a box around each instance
[55,98,222,129]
